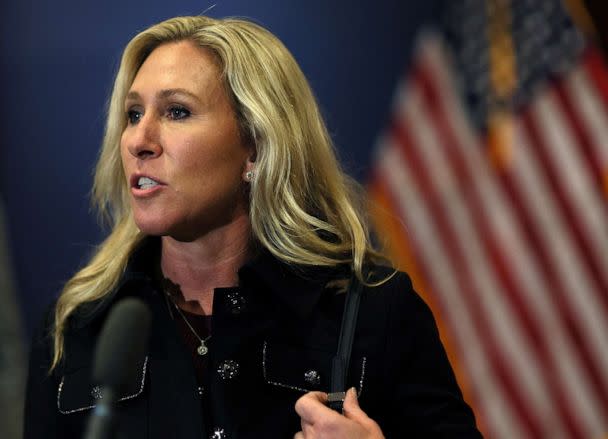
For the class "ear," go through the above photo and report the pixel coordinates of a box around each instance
[243,154,256,183]
[245,154,256,170]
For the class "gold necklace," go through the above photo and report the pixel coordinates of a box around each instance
[170,301,212,356]
[159,274,212,356]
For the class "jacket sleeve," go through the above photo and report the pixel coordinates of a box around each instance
[23,306,59,439]
[381,272,483,438]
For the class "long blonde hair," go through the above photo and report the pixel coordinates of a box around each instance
[52,16,386,369]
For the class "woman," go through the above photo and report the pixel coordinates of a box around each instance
[24,16,483,439]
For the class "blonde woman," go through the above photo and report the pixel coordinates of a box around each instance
[24,16,482,439]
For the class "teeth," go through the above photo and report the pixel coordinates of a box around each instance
[138,176,159,189]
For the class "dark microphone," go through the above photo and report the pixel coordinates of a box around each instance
[84,298,152,439]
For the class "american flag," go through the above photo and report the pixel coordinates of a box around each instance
[368,0,608,437]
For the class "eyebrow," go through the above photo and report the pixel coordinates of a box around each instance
[125,88,201,103]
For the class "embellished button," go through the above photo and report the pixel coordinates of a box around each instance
[225,290,246,314]
[304,369,321,387]
[90,386,103,400]
[210,427,227,439]
[217,360,240,380]
[197,386,204,396]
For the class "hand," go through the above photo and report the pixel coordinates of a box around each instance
[294,387,385,439]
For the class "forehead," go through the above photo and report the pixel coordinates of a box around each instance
[130,40,223,95]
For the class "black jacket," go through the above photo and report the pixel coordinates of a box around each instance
[24,239,482,438]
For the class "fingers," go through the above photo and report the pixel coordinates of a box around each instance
[342,388,385,437]
[295,389,385,439]
[294,391,336,425]
[295,418,316,439]
[342,388,366,420]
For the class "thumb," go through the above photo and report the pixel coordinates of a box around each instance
[342,387,367,421]
[343,388,385,438]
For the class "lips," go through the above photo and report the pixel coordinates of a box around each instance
[129,174,166,197]
[138,176,160,189]
[130,174,166,189]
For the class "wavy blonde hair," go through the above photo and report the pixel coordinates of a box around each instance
[52,16,387,369]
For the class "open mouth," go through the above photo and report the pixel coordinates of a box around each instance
[130,174,166,194]
[137,176,160,190]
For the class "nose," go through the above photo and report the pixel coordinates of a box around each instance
[124,113,162,160]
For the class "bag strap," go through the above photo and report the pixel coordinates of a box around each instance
[327,272,364,412]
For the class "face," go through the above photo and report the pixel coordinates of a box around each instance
[120,41,254,241]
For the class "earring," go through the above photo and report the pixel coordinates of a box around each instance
[245,170,255,182]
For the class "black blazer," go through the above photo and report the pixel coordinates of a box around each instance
[24,239,483,438]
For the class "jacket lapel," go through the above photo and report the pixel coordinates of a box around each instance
[147,288,205,439]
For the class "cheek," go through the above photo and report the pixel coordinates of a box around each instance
[180,141,206,164]
[119,147,131,179]
[119,133,129,163]
[169,125,248,186]
[176,141,238,178]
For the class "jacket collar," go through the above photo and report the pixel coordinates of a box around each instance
[238,246,344,319]
[71,237,346,327]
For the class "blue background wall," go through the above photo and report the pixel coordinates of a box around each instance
[0,0,439,335]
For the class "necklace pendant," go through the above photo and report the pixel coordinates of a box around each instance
[197,342,208,356]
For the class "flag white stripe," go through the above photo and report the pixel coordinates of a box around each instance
[376,138,529,439]
[372,30,608,438]
[533,89,608,279]
[421,35,606,437]
[513,124,606,436]
[531,92,608,360]
[399,76,562,436]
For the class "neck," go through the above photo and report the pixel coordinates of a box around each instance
[160,213,252,315]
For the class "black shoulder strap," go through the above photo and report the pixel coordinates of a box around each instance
[327,272,364,412]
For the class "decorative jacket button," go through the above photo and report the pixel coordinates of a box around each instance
[304,369,321,386]
[210,427,227,439]
[217,360,240,380]
[90,386,103,400]
[226,290,246,314]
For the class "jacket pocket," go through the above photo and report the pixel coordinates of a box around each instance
[262,341,367,395]
[263,341,331,393]
[57,356,148,415]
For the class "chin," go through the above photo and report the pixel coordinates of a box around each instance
[132,212,174,237]
[133,216,199,242]
[134,223,171,237]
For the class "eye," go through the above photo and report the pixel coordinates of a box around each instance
[168,105,191,120]
[126,109,142,125]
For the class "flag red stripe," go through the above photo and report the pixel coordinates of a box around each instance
[367,169,486,423]
[508,113,608,415]
[413,62,588,439]
[550,78,608,289]
[553,75,606,203]
[369,31,608,438]
[390,117,543,439]
[372,145,523,439]
[583,48,608,109]
[521,107,608,313]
